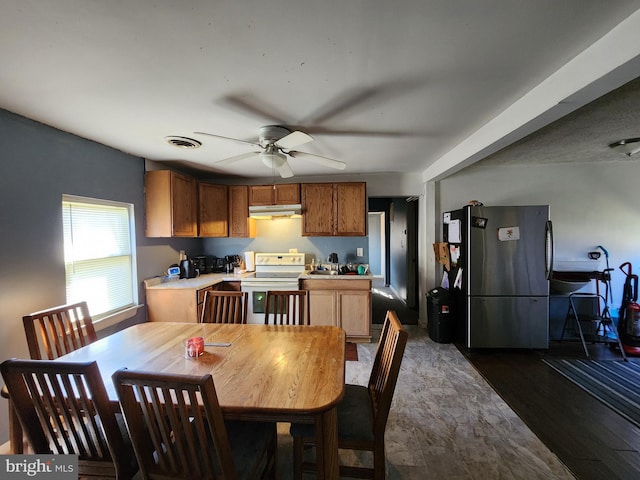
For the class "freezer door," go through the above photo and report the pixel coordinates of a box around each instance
[468,296,549,349]
[467,205,549,296]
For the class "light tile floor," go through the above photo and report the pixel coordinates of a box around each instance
[276,325,576,479]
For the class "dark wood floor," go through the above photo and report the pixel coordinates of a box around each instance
[464,340,640,480]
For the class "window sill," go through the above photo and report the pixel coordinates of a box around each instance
[94,305,144,332]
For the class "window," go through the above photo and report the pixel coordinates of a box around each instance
[62,195,137,320]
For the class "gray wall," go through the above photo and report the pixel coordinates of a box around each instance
[0,109,202,444]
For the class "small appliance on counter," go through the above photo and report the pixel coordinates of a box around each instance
[192,255,214,274]
[179,258,199,279]
[211,256,226,273]
[224,255,242,273]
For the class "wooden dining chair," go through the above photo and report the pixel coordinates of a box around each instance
[200,290,248,324]
[5,301,99,454]
[0,359,138,479]
[22,301,97,360]
[290,309,408,480]
[264,290,309,325]
[112,369,277,480]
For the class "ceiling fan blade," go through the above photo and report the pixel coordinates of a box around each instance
[215,151,260,165]
[278,161,295,178]
[275,131,313,150]
[217,94,293,125]
[194,131,261,148]
[289,151,346,170]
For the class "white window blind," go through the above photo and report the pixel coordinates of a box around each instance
[62,195,136,319]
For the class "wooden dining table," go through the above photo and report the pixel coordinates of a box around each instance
[18,322,346,479]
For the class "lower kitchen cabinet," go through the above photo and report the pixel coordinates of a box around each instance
[301,278,372,341]
[212,281,241,291]
[146,280,242,323]
[146,285,213,323]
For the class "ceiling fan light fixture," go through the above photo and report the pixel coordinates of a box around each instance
[609,138,640,156]
[260,146,287,168]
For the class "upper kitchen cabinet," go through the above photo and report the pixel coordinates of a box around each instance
[301,182,366,236]
[145,170,197,237]
[301,183,334,235]
[228,185,256,238]
[335,182,367,236]
[198,183,228,237]
[249,183,300,205]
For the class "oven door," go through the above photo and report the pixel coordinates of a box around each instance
[241,280,300,324]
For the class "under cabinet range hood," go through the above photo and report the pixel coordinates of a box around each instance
[249,204,302,219]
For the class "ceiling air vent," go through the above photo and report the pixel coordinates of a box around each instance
[165,136,202,149]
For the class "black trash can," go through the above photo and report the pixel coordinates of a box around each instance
[426,287,454,343]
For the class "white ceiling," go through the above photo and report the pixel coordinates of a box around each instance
[2,1,640,181]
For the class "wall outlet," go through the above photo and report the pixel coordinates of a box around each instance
[357,247,363,257]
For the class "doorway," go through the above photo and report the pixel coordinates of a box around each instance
[367,211,386,284]
[368,197,419,309]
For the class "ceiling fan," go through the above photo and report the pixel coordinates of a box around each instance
[194,125,346,178]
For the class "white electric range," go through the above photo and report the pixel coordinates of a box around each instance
[240,252,306,324]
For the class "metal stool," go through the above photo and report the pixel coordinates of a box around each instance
[562,292,627,360]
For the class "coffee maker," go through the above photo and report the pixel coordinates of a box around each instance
[179,258,199,279]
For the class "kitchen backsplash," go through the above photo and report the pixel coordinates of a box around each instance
[201,217,368,265]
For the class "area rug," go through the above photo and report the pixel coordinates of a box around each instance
[346,342,358,361]
[543,358,640,428]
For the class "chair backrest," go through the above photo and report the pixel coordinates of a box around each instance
[0,359,136,479]
[368,310,408,435]
[23,301,97,360]
[264,290,309,325]
[200,290,248,324]
[112,369,236,480]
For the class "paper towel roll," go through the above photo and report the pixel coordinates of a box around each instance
[244,251,255,271]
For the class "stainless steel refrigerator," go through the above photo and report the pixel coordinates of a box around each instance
[443,205,553,349]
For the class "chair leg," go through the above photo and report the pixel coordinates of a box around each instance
[293,435,304,480]
[8,399,23,454]
[373,439,386,480]
[269,427,278,480]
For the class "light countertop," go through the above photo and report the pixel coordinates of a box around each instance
[144,272,250,290]
[145,270,373,290]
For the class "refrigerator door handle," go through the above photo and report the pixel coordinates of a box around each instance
[545,220,554,280]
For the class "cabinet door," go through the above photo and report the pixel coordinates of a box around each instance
[339,290,371,337]
[228,185,256,238]
[274,183,300,204]
[301,183,334,236]
[335,182,366,236]
[145,170,197,237]
[307,290,337,326]
[171,172,197,237]
[249,185,274,206]
[213,281,241,291]
[198,183,228,237]
[250,183,300,205]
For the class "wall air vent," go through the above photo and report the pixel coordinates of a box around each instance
[165,136,202,149]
